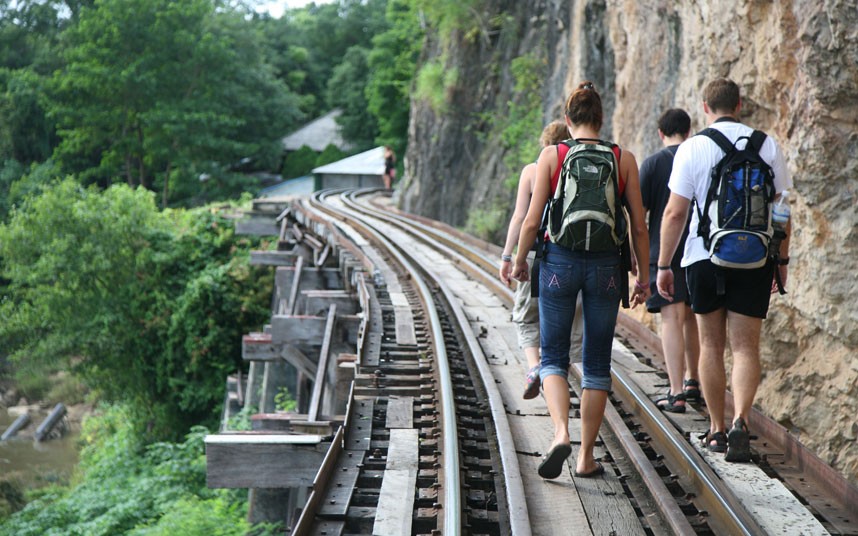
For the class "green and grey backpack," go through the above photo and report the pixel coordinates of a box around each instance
[547,139,627,252]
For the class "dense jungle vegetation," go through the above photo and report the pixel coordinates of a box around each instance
[0,0,428,532]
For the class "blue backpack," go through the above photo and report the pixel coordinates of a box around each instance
[695,128,775,270]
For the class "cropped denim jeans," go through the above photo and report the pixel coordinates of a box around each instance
[538,243,622,392]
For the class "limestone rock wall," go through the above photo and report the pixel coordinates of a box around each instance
[400,0,858,482]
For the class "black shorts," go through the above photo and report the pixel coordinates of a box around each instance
[686,259,774,318]
[646,263,690,313]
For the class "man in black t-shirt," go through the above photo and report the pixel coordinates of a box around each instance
[639,108,700,413]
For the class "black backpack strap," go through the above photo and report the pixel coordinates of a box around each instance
[697,127,735,155]
[773,259,787,295]
[694,128,735,247]
[530,204,550,297]
[749,130,767,153]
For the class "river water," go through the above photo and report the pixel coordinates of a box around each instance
[0,407,80,489]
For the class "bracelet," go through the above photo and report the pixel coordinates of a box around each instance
[777,257,789,266]
[501,254,512,262]
[657,265,672,271]
[634,280,647,291]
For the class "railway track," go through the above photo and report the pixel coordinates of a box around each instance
[287,188,856,535]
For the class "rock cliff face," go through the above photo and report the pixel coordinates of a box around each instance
[399,0,858,482]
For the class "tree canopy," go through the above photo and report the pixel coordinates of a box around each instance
[0,180,272,435]
[49,0,302,205]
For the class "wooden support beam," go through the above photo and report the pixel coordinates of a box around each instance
[302,232,323,251]
[282,344,318,378]
[286,256,304,316]
[243,332,274,360]
[250,250,299,266]
[205,433,328,488]
[301,290,358,316]
[275,267,344,294]
[252,199,290,215]
[250,412,306,432]
[244,361,264,410]
[270,314,361,346]
[307,305,337,422]
[315,243,332,267]
[236,217,278,236]
[291,224,304,242]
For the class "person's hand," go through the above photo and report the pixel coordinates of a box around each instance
[499,259,512,286]
[511,259,529,282]
[656,267,674,302]
[771,265,788,294]
[631,279,650,308]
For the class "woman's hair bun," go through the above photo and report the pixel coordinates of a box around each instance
[579,81,595,90]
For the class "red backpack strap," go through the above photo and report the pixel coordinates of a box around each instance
[551,141,572,194]
[612,145,625,196]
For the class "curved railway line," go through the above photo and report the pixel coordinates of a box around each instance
[277,188,857,535]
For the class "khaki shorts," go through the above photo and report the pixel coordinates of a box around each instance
[510,252,583,359]
[512,278,540,349]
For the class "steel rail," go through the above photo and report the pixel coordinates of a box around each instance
[342,190,532,536]
[310,190,462,535]
[609,365,767,536]
[350,189,513,302]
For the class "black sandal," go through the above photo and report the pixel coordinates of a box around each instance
[725,417,752,463]
[683,379,702,401]
[656,391,687,413]
[700,430,727,453]
[538,443,572,479]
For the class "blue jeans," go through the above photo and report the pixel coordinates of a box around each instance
[538,243,622,391]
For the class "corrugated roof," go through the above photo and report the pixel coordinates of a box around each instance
[312,146,384,176]
[281,109,355,152]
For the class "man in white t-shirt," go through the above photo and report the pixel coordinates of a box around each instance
[656,79,792,463]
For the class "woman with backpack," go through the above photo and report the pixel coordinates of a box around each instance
[510,81,650,479]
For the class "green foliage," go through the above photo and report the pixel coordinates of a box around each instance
[464,205,506,241]
[0,68,57,164]
[328,46,379,150]
[261,0,390,118]
[366,0,421,154]
[315,144,348,168]
[281,145,318,179]
[412,0,483,39]
[0,158,25,220]
[0,480,26,519]
[163,258,270,421]
[0,405,277,535]
[496,53,545,188]
[0,179,272,437]
[415,60,457,115]
[225,404,256,432]
[274,387,297,412]
[49,0,302,205]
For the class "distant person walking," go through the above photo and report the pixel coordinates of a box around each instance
[657,78,791,462]
[383,146,396,190]
[511,82,650,479]
[639,108,701,412]
[499,120,583,400]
